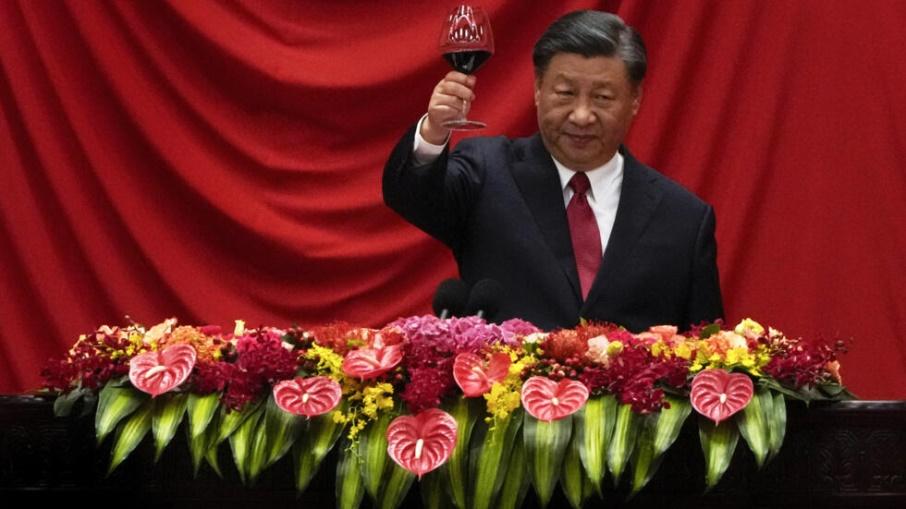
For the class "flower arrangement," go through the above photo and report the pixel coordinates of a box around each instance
[43,316,850,509]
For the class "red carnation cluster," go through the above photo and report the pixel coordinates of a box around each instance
[216,330,299,410]
[763,337,846,389]
[41,327,140,391]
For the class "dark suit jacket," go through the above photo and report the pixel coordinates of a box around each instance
[383,124,724,332]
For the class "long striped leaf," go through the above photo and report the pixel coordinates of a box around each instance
[152,392,188,461]
[736,388,771,468]
[336,440,366,509]
[186,393,222,476]
[293,408,345,493]
[496,437,530,509]
[218,400,262,444]
[629,414,658,498]
[561,423,593,509]
[630,396,692,495]
[187,393,220,439]
[96,385,146,444]
[187,408,221,476]
[575,394,617,493]
[652,396,692,455]
[377,462,415,509]
[359,412,393,500]
[245,408,271,484]
[524,414,573,507]
[107,400,153,475]
[607,403,639,485]
[440,397,482,509]
[469,409,523,509]
[204,414,225,477]
[698,416,739,490]
[420,469,453,509]
[262,394,302,469]
[767,391,787,461]
[228,403,265,484]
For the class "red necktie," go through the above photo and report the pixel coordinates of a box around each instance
[566,172,602,300]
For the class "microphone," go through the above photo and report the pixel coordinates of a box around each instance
[432,279,469,319]
[465,279,504,320]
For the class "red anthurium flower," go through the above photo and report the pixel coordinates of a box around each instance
[690,369,754,425]
[386,408,458,478]
[453,352,510,397]
[273,376,342,417]
[342,343,403,380]
[129,344,197,397]
[520,376,589,422]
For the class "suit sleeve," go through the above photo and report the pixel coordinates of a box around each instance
[382,123,485,251]
[684,205,725,327]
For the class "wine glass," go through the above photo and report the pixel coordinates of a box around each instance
[438,5,494,130]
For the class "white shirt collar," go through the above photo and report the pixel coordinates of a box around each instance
[552,151,624,200]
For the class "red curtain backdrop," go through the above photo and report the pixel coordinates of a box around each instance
[1,0,904,399]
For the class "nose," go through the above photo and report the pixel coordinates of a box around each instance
[568,98,595,126]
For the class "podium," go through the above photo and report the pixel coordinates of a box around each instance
[1,395,904,508]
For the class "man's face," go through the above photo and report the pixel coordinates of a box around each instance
[535,53,641,171]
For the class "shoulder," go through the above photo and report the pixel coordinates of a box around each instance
[624,149,712,214]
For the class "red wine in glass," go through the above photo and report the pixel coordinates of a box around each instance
[439,5,494,130]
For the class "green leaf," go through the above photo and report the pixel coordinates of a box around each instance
[469,409,523,509]
[496,437,530,509]
[261,394,302,469]
[575,394,617,494]
[630,396,692,495]
[107,400,153,475]
[293,408,346,493]
[440,397,482,509]
[377,462,415,509]
[561,422,593,509]
[735,389,771,468]
[420,469,454,509]
[767,391,787,461]
[227,402,265,484]
[699,323,721,339]
[218,400,262,444]
[359,411,394,500]
[607,403,639,485]
[245,409,271,484]
[186,393,222,476]
[336,440,366,509]
[698,416,739,490]
[187,408,221,476]
[187,393,221,439]
[152,392,188,461]
[53,387,91,417]
[96,385,147,444]
[524,414,573,507]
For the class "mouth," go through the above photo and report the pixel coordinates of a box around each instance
[563,133,597,147]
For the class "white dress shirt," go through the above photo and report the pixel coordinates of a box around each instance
[412,115,623,254]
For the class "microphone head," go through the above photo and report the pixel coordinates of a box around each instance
[465,279,504,320]
[432,279,469,317]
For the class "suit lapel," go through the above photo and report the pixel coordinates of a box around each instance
[582,149,663,310]
[510,135,582,301]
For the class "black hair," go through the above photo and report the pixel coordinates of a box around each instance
[532,10,647,84]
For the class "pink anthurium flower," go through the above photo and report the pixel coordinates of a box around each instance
[342,343,403,380]
[520,376,589,422]
[690,368,754,425]
[386,408,458,478]
[453,352,510,397]
[129,343,196,397]
[273,376,342,417]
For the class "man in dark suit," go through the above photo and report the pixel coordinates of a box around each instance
[383,10,723,332]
